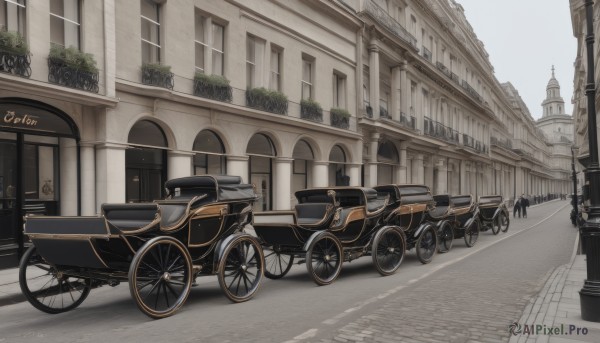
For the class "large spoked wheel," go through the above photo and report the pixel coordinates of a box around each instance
[491,215,501,235]
[129,237,193,319]
[372,226,406,276]
[19,246,91,314]
[263,247,294,279]
[464,220,480,247]
[218,235,264,303]
[499,212,510,233]
[416,225,437,264]
[437,222,454,254]
[306,233,343,286]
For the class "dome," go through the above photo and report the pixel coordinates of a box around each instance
[546,66,560,89]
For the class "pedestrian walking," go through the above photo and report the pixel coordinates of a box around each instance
[521,194,530,218]
[513,197,521,218]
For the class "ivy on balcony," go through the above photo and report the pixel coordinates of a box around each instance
[0,29,31,78]
[48,44,99,93]
[300,98,323,122]
[193,73,232,102]
[142,63,174,90]
[330,108,350,129]
[246,87,288,115]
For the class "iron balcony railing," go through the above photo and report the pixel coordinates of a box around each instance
[490,136,513,150]
[362,0,418,49]
[461,80,482,103]
[0,49,31,78]
[48,58,99,93]
[435,62,459,84]
[380,106,391,119]
[422,47,432,62]
[400,112,416,130]
[462,134,487,154]
[424,116,459,144]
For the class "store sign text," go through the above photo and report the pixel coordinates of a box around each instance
[3,111,39,128]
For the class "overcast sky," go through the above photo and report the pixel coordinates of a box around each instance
[457,0,576,119]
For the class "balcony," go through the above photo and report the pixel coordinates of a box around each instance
[193,73,232,102]
[435,62,459,84]
[142,64,174,90]
[461,80,482,103]
[47,58,99,93]
[380,106,391,119]
[362,0,418,49]
[422,47,432,62]
[490,136,513,150]
[400,112,416,130]
[424,116,460,144]
[0,50,30,78]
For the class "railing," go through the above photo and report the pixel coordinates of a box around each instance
[380,106,390,119]
[461,80,482,103]
[424,116,459,144]
[422,47,432,62]
[0,49,31,78]
[463,134,475,149]
[435,61,459,84]
[362,0,418,49]
[47,58,99,93]
[400,112,416,130]
[193,79,232,103]
[142,65,174,90]
[491,136,513,150]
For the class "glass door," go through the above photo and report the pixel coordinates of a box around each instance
[0,140,17,247]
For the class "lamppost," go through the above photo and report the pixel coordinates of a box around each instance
[571,146,579,227]
[580,0,600,322]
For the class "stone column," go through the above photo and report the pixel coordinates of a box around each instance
[434,158,448,195]
[347,163,361,187]
[412,154,424,184]
[312,161,329,187]
[168,151,193,180]
[368,45,380,119]
[80,142,96,215]
[460,160,467,194]
[366,132,380,187]
[391,65,401,121]
[59,138,78,216]
[96,143,126,212]
[274,158,293,210]
[227,155,249,183]
[400,61,408,116]
[398,142,408,184]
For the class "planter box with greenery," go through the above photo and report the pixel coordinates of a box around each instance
[330,108,351,129]
[141,63,174,90]
[193,73,232,102]
[48,44,99,93]
[0,30,31,78]
[300,98,323,122]
[246,87,288,115]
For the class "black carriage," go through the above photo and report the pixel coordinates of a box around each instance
[374,185,439,264]
[477,195,510,235]
[426,194,480,253]
[19,175,265,319]
[252,187,405,285]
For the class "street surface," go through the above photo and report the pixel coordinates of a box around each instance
[0,200,575,343]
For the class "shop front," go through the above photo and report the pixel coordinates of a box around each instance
[0,98,79,268]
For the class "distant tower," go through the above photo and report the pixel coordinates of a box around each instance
[541,65,566,117]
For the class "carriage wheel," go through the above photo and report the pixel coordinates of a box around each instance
[491,216,501,235]
[218,235,264,303]
[306,233,343,286]
[19,246,91,314]
[416,225,437,264]
[129,237,192,319]
[263,247,294,279]
[464,220,480,247]
[372,226,406,276]
[499,212,510,233]
[437,222,454,253]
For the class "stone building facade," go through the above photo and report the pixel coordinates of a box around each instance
[0,0,569,268]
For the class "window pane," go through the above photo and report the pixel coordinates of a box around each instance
[302,83,311,100]
[270,50,279,72]
[213,50,223,75]
[195,43,205,71]
[207,155,223,174]
[246,37,255,63]
[142,41,160,63]
[128,120,167,147]
[246,62,254,88]
[63,0,79,23]
[247,134,275,156]
[212,23,223,51]
[50,0,64,17]
[302,60,311,82]
[64,20,79,49]
[329,145,346,162]
[50,15,65,47]
[270,72,279,91]
[141,0,158,21]
[141,19,159,44]
[193,130,224,153]
[195,15,205,44]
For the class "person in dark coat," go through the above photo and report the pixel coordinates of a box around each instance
[520,194,530,218]
[513,197,521,218]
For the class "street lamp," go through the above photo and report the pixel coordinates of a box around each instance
[580,0,600,323]
[571,146,579,227]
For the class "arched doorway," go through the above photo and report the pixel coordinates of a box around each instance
[193,129,226,175]
[377,140,399,184]
[0,98,80,267]
[329,145,348,186]
[292,139,314,202]
[126,120,168,203]
[247,133,276,211]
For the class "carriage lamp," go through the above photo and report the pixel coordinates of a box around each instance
[579,0,600,323]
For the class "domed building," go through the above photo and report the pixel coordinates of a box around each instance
[536,66,574,144]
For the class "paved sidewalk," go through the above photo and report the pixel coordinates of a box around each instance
[509,254,600,343]
[0,265,24,306]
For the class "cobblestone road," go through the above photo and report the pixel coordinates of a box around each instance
[311,201,575,343]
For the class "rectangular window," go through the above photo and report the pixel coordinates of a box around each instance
[270,47,281,91]
[0,0,26,35]
[246,36,256,88]
[141,0,160,63]
[301,56,313,100]
[333,72,346,109]
[50,0,80,49]
[195,14,206,73]
[212,22,224,75]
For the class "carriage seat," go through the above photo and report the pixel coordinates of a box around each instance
[428,205,448,219]
[295,203,331,225]
[102,203,159,232]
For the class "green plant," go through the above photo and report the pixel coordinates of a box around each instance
[194,73,232,102]
[194,72,229,86]
[330,108,351,119]
[142,62,171,74]
[49,44,98,73]
[300,98,323,121]
[246,87,288,115]
[0,29,29,55]
[330,108,351,129]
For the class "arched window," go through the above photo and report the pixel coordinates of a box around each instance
[126,120,168,203]
[292,140,314,199]
[247,134,276,211]
[377,140,399,184]
[329,145,348,186]
[193,130,226,175]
